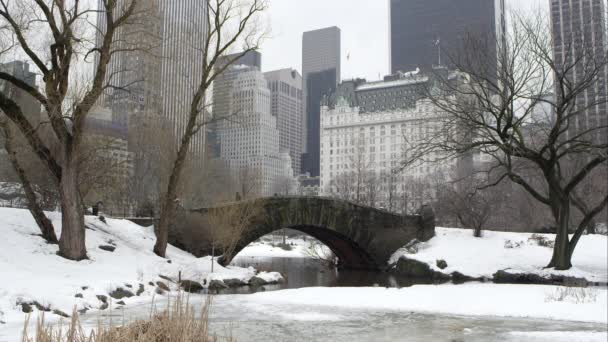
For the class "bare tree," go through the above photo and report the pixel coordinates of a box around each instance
[0,117,57,242]
[406,10,608,269]
[153,0,268,257]
[206,199,262,263]
[0,1,146,259]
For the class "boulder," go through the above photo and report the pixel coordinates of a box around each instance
[248,276,268,287]
[74,293,83,298]
[156,281,170,292]
[99,303,109,310]
[207,280,228,291]
[116,301,126,306]
[96,295,108,304]
[98,245,116,252]
[20,303,32,313]
[33,301,50,312]
[180,280,204,293]
[436,259,448,270]
[136,283,145,296]
[392,256,450,282]
[52,309,70,318]
[109,288,134,300]
[451,271,478,283]
[493,270,589,286]
[223,278,247,287]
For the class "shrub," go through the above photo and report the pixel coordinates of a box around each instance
[504,240,523,249]
[528,234,555,248]
[545,287,598,304]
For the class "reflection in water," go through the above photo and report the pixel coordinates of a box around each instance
[224,256,432,295]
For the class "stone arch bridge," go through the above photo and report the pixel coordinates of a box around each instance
[167,196,435,270]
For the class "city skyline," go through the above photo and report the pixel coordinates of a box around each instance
[259,0,549,81]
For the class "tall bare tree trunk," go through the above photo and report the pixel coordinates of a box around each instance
[154,135,192,258]
[58,150,87,260]
[3,124,58,243]
[547,198,572,270]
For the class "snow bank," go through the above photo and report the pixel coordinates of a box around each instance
[0,208,273,329]
[236,284,608,323]
[391,228,608,282]
[236,238,331,259]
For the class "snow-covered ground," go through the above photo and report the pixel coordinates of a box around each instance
[237,237,331,259]
[228,284,607,324]
[391,228,608,283]
[0,208,281,330]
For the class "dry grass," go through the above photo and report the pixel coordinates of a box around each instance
[545,287,599,304]
[21,295,234,342]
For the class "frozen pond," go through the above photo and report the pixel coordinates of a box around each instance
[76,256,607,342]
[79,294,607,342]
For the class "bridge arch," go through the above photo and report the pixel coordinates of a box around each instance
[169,197,435,270]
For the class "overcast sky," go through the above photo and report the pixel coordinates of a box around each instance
[259,0,547,80]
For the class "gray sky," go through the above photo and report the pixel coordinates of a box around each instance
[260,0,547,80]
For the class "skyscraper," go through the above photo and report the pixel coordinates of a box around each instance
[209,51,262,158]
[301,26,341,178]
[389,0,505,74]
[264,68,304,175]
[94,0,208,207]
[95,0,208,159]
[215,66,296,197]
[550,0,607,144]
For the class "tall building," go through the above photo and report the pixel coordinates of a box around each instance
[95,0,207,159]
[209,51,262,158]
[319,69,468,212]
[94,0,208,207]
[550,0,607,144]
[301,26,341,178]
[389,0,505,75]
[215,66,296,196]
[264,68,304,175]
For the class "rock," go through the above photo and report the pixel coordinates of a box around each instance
[180,280,204,293]
[125,284,133,288]
[78,307,89,315]
[81,286,89,291]
[136,284,145,296]
[451,271,477,284]
[207,280,228,291]
[99,303,109,310]
[392,256,450,282]
[33,301,50,312]
[109,288,134,300]
[116,301,126,306]
[52,309,70,318]
[167,260,172,264]
[159,275,174,283]
[155,287,165,295]
[98,245,116,252]
[223,278,247,287]
[148,281,155,286]
[492,270,589,286]
[248,276,268,287]
[20,303,33,313]
[436,259,448,270]
[75,293,83,298]
[96,295,108,304]
[156,281,170,292]
[257,286,266,292]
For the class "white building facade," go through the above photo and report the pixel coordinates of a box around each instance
[320,96,457,212]
[217,68,297,197]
